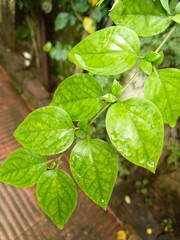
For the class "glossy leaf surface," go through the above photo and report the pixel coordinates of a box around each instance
[106,98,164,173]
[51,74,103,121]
[109,0,171,36]
[36,169,77,229]
[144,68,180,127]
[70,139,118,209]
[14,106,74,155]
[0,148,47,187]
[68,26,140,75]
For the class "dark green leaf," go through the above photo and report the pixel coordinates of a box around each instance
[109,0,171,36]
[36,169,77,229]
[14,106,74,155]
[68,26,140,75]
[70,139,118,209]
[106,98,164,173]
[144,68,180,127]
[139,60,153,75]
[111,80,123,98]
[74,1,89,13]
[55,13,69,31]
[160,0,171,14]
[0,148,47,187]
[51,74,104,121]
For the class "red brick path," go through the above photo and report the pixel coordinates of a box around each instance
[0,65,122,239]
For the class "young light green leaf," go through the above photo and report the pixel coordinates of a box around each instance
[36,169,77,229]
[109,0,171,36]
[70,139,118,209]
[0,148,47,187]
[14,106,74,155]
[139,60,153,75]
[153,51,164,65]
[106,98,164,173]
[144,68,180,127]
[102,93,117,103]
[51,74,103,121]
[160,0,171,14]
[171,14,180,23]
[78,120,91,135]
[68,26,140,75]
[175,2,180,14]
[145,51,160,62]
[111,79,123,98]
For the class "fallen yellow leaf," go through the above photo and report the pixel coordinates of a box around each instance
[116,230,127,240]
[91,0,99,7]
[83,17,96,34]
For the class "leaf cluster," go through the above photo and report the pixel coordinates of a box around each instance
[1,0,180,230]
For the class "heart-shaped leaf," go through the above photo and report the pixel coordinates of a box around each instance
[68,26,140,75]
[70,139,118,209]
[0,148,47,187]
[14,106,74,155]
[144,68,180,127]
[51,74,103,121]
[36,169,77,229]
[106,98,164,173]
[109,0,171,36]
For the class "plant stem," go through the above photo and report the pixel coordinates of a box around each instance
[122,70,141,93]
[155,24,176,53]
[89,103,111,125]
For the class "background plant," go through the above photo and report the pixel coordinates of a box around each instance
[0,0,180,230]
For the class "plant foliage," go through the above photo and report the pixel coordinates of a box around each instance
[1,0,180,229]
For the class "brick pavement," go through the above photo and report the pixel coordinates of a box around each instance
[0,64,122,240]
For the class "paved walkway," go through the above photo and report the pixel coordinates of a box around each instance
[0,64,122,240]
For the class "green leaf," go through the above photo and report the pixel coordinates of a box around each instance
[70,139,118,209]
[171,14,180,23]
[102,93,117,103]
[36,169,77,229]
[14,106,74,155]
[51,74,104,121]
[109,0,171,36]
[43,41,52,52]
[106,98,164,173]
[160,0,171,14]
[145,51,160,62]
[139,60,153,75]
[78,120,91,135]
[153,51,164,65]
[144,68,180,127]
[175,2,180,14]
[0,148,47,187]
[74,1,89,13]
[68,26,140,75]
[55,13,69,31]
[111,80,123,98]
